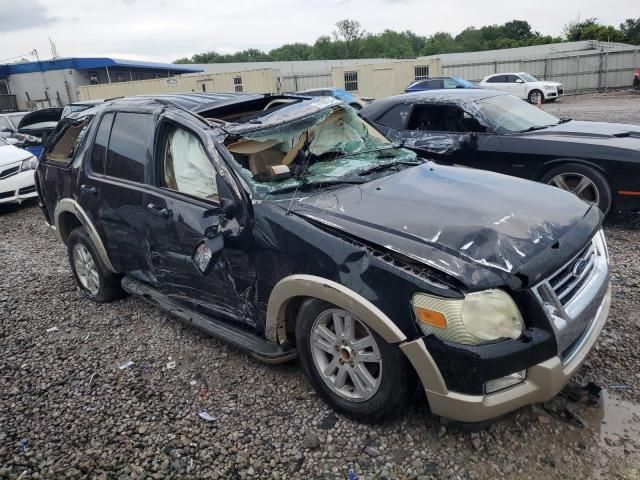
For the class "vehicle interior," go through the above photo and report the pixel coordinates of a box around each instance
[408,104,487,133]
[223,105,390,183]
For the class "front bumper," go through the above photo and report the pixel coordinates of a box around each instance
[0,170,37,205]
[401,284,610,422]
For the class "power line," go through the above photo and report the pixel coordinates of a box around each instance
[0,50,38,64]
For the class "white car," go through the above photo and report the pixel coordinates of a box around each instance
[479,72,563,104]
[0,137,38,205]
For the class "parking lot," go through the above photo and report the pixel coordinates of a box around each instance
[1,90,639,480]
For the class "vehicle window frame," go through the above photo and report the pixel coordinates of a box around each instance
[152,116,222,208]
[41,117,93,168]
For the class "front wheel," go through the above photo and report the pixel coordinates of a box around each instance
[295,299,413,423]
[528,89,544,104]
[541,163,612,214]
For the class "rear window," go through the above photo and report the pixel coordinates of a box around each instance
[105,112,154,183]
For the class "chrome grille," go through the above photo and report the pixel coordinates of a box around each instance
[0,165,19,179]
[548,242,596,306]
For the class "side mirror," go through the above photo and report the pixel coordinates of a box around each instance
[515,79,524,84]
[460,133,479,151]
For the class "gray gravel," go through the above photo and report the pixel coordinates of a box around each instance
[1,91,640,479]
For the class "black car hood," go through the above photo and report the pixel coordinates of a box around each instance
[17,108,63,133]
[527,120,640,142]
[288,163,601,290]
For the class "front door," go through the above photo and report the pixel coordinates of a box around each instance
[143,117,253,325]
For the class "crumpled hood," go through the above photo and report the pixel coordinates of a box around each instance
[289,163,601,290]
[0,144,33,167]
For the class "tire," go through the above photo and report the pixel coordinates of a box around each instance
[67,227,123,302]
[528,89,544,104]
[295,298,413,423]
[541,163,613,214]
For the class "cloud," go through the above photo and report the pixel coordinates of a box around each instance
[0,0,57,32]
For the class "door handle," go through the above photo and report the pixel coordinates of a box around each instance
[147,203,170,218]
[80,184,97,195]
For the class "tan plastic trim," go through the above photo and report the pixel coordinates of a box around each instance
[54,198,117,273]
[265,274,407,345]
[407,284,611,423]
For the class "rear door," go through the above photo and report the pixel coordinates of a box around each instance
[77,110,156,273]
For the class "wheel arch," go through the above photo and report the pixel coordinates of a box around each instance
[533,157,610,182]
[53,198,117,273]
[265,275,407,346]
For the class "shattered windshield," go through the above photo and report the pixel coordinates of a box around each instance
[225,105,420,198]
[476,95,561,133]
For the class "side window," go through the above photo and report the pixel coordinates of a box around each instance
[408,105,471,133]
[161,125,219,203]
[506,75,518,83]
[105,112,154,183]
[376,104,411,130]
[90,112,114,174]
[487,75,506,83]
[443,78,458,89]
[431,79,444,89]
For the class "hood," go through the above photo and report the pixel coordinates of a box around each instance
[0,144,34,167]
[17,108,63,131]
[540,81,562,87]
[536,120,640,138]
[289,163,600,290]
[525,120,640,152]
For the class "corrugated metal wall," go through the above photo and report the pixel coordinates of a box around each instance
[78,69,279,100]
[440,47,640,93]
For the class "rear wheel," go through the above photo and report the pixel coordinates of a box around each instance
[541,163,612,214]
[296,299,413,422]
[67,227,123,302]
[528,89,544,104]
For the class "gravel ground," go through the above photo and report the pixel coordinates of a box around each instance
[2,91,640,479]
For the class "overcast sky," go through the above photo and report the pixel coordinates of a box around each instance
[1,0,637,64]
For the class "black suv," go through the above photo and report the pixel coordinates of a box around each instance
[36,93,611,423]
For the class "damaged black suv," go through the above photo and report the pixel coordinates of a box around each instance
[36,93,610,423]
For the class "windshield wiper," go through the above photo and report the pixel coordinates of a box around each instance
[519,125,550,133]
[269,177,367,195]
[356,159,423,176]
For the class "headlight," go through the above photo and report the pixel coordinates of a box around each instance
[19,156,38,171]
[412,289,524,345]
[543,85,554,90]
[16,133,39,143]
[593,228,608,261]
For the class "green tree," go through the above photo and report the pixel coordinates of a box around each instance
[620,18,640,44]
[333,19,366,57]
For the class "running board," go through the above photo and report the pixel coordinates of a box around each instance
[121,276,297,364]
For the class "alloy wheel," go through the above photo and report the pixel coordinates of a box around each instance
[547,173,600,206]
[73,243,100,295]
[310,308,382,402]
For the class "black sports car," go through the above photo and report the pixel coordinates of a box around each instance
[360,90,640,214]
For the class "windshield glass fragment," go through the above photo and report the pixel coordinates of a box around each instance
[224,105,420,198]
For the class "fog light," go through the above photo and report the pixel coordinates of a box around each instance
[484,370,526,394]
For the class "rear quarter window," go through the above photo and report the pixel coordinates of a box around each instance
[376,104,411,130]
